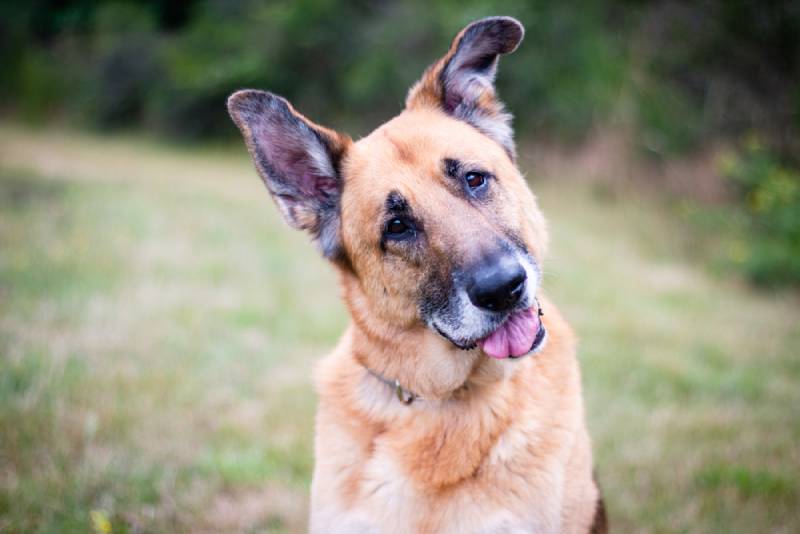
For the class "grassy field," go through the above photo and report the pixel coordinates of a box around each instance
[0,123,798,533]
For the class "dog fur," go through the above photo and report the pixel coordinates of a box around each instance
[228,16,605,533]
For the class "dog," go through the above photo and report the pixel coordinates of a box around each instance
[227,16,605,534]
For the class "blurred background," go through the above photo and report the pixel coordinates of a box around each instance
[0,1,798,532]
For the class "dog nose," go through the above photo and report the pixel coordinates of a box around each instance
[466,254,526,312]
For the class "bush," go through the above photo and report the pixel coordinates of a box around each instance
[84,2,162,129]
[15,48,73,121]
[0,0,629,141]
[721,138,800,287]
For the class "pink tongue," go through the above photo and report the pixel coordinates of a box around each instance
[478,308,540,359]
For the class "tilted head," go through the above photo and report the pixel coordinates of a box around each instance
[228,17,549,363]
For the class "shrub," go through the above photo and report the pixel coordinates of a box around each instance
[84,2,162,129]
[721,138,800,287]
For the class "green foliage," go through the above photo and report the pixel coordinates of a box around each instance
[83,2,162,128]
[1,0,627,140]
[15,48,72,121]
[638,1,800,162]
[2,1,798,149]
[634,80,704,157]
[721,138,800,286]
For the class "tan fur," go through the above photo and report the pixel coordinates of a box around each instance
[312,299,597,533]
[228,17,603,533]
[306,108,601,532]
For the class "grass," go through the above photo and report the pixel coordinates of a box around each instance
[1,123,798,533]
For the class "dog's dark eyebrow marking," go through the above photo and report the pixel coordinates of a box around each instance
[385,190,410,214]
[442,157,493,203]
[443,158,462,178]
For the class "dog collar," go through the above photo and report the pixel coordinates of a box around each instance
[363,367,472,406]
[365,368,419,405]
[362,301,544,405]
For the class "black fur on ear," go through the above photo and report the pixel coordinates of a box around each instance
[406,17,524,160]
[227,90,352,263]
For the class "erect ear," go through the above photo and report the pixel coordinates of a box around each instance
[406,17,524,160]
[227,90,352,262]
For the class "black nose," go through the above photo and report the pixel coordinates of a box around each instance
[466,254,526,312]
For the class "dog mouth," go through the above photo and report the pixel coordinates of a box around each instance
[435,303,547,359]
[478,306,546,359]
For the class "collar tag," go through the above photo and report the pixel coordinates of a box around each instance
[395,379,416,405]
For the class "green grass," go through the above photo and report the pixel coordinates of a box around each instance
[1,123,798,533]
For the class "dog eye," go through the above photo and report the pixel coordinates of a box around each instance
[465,171,487,190]
[385,217,414,240]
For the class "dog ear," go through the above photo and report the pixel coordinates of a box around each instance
[227,90,351,262]
[406,17,524,160]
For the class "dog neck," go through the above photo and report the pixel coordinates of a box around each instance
[340,270,508,401]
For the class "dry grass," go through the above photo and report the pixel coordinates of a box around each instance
[1,123,798,533]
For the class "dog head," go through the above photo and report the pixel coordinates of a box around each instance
[228,17,549,361]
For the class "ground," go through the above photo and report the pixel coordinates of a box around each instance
[0,123,798,533]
